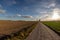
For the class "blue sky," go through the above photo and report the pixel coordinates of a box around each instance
[0,0,60,21]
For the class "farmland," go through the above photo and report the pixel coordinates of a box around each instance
[0,20,38,40]
[42,21,60,34]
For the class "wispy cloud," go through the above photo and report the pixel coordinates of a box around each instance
[16,14,33,18]
[6,14,33,18]
[40,7,60,21]
[44,3,56,8]
[21,15,33,18]
[16,14,21,17]
[0,4,2,8]
[0,0,59,21]
[0,9,6,14]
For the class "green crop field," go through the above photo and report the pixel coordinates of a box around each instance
[42,21,60,33]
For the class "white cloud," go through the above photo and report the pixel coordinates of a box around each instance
[41,1,56,8]
[16,14,21,17]
[40,14,52,21]
[49,3,55,7]
[0,9,6,14]
[47,3,56,8]
[36,8,50,16]
[40,8,60,21]
[53,8,60,13]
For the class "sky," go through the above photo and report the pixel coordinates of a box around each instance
[0,0,60,21]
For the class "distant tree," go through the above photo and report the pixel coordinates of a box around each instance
[39,19,40,21]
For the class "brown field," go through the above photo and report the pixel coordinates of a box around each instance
[0,20,37,37]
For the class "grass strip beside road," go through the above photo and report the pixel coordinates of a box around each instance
[42,21,60,35]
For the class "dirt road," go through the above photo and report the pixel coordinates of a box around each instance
[25,22,60,40]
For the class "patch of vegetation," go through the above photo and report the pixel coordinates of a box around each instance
[42,21,60,33]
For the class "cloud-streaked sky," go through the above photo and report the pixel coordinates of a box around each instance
[0,0,60,21]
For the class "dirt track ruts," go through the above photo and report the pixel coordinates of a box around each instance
[25,22,60,40]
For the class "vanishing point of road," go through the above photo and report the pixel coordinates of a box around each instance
[25,22,60,40]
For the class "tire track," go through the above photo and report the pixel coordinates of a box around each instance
[25,22,60,40]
